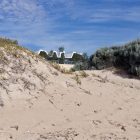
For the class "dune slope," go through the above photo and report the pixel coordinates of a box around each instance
[0,45,140,140]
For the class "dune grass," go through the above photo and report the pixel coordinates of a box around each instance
[50,62,73,74]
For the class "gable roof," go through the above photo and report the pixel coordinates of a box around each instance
[38,49,82,59]
[65,52,77,59]
[37,49,48,55]
[53,51,65,58]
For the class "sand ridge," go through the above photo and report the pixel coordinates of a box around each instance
[0,48,140,139]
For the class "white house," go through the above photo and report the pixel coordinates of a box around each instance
[38,50,81,59]
[38,49,83,64]
[52,51,65,58]
[53,51,82,59]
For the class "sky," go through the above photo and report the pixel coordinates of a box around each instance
[0,0,140,54]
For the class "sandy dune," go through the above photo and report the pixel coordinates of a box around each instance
[59,64,74,70]
[0,48,140,140]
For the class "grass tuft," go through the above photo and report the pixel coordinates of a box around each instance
[50,62,73,74]
[79,71,89,78]
[72,74,81,85]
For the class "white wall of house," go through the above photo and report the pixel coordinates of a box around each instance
[38,49,83,59]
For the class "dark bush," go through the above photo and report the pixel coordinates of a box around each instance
[72,53,84,63]
[39,51,48,59]
[71,61,89,71]
[59,53,65,64]
[90,39,140,77]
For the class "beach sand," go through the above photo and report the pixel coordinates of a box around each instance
[0,50,140,140]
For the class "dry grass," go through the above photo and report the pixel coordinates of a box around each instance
[0,94,4,107]
[79,71,89,78]
[72,74,81,85]
[92,73,108,83]
[71,71,89,85]
[50,62,73,74]
[0,37,36,59]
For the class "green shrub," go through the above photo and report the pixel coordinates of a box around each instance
[90,39,140,77]
[71,61,89,71]
[59,53,65,64]
[50,62,72,74]
[72,53,84,63]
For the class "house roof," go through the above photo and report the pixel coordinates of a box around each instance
[65,52,77,59]
[53,51,80,59]
[38,49,82,59]
[53,51,65,58]
[37,49,48,54]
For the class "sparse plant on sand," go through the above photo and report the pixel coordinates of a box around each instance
[79,71,89,78]
[72,74,81,85]
[0,37,36,58]
[50,62,73,74]
[0,95,4,107]
[50,62,61,71]
[71,61,89,71]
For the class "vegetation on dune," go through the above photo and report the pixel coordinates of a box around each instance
[50,62,73,74]
[72,74,81,85]
[79,71,89,78]
[89,39,140,77]
[0,37,35,58]
[1,37,140,77]
[71,61,89,71]
[39,39,140,77]
[71,53,90,71]
[0,38,18,46]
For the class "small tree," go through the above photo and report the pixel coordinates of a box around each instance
[58,47,64,52]
[52,52,58,60]
[82,52,88,61]
[48,50,53,57]
[59,53,65,64]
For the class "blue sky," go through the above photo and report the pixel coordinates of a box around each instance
[0,0,140,54]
